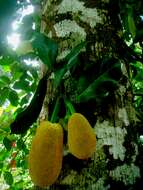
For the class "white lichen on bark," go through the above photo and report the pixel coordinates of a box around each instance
[130,142,139,162]
[91,177,110,190]
[95,120,127,161]
[109,164,140,185]
[118,108,129,126]
[54,20,86,38]
[57,0,85,13]
[57,0,103,28]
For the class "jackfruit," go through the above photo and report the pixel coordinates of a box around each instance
[68,113,96,159]
[28,121,63,188]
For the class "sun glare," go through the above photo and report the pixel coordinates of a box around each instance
[24,59,40,67]
[20,5,34,18]
[7,3,34,49]
[140,135,143,141]
[140,15,143,21]
[12,20,21,31]
[7,33,21,50]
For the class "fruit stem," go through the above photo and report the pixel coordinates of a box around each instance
[65,99,75,115]
[50,98,60,123]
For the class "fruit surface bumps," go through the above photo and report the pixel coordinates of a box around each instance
[68,113,96,159]
[28,121,63,188]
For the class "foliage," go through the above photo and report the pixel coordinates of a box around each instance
[0,0,143,189]
[10,73,48,134]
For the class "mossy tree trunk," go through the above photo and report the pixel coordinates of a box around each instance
[37,0,142,189]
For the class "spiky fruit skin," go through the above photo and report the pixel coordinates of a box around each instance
[68,113,96,159]
[28,121,63,188]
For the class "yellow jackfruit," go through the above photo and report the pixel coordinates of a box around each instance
[68,113,96,159]
[28,121,63,188]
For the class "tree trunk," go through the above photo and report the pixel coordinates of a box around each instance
[36,0,142,189]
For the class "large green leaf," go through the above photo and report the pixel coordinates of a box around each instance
[53,68,66,88]
[13,80,30,91]
[131,62,143,81]
[12,72,32,92]
[0,162,3,170]
[3,171,13,185]
[0,81,6,88]
[32,33,58,69]
[128,10,136,39]
[0,76,10,89]
[77,63,121,102]
[0,75,11,84]
[0,87,9,106]
[134,29,143,43]
[20,93,32,106]
[17,139,26,150]
[14,180,24,189]
[3,137,12,151]
[53,42,86,89]
[0,56,14,65]
[8,89,19,106]
[0,149,10,161]
[65,41,86,70]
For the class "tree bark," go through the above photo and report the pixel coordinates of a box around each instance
[36,0,142,189]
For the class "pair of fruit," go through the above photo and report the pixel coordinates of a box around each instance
[28,113,96,188]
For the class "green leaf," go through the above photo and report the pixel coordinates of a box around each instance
[20,93,32,106]
[17,139,26,150]
[0,149,10,161]
[14,180,24,189]
[65,41,86,70]
[128,10,136,39]
[0,88,9,106]
[0,75,11,84]
[53,42,86,88]
[30,69,38,79]
[0,81,6,88]
[17,159,28,169]
[53,68,66,88]
[32,33,58,68]
[10,64,23,81]
[134,29,143,43]
[4,171,14,185]
[8,89,19,106]
[131,62,143,81]
[3,137,12,151]
[77,64,121,102]
[77,76,89,94]
[0,76,10,88]
[135,71,143,81]
[0,56,14,65]
[13,80,30,92]
[0,161,3,169]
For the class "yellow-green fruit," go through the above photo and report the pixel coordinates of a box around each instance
[68,113,96,159]
[28,121,63,188]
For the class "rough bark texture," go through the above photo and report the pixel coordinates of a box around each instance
[36,0,142,189]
